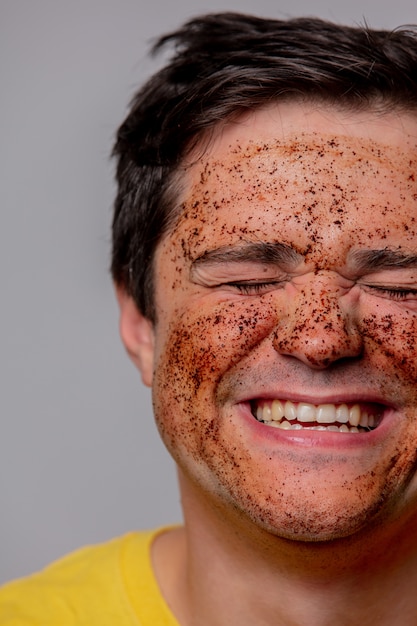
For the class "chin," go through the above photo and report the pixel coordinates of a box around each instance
[236,493,384,544]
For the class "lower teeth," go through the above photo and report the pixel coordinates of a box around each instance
[259,419,367,433]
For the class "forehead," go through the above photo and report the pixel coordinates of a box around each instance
[167,103,417,264]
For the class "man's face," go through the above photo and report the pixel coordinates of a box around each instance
[139,103,417,541]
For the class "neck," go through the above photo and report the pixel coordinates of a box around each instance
[154,471,417,626]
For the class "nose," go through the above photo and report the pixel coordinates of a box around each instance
[273,275,363,369]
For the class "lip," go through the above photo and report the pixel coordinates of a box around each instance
[236,400,397,450]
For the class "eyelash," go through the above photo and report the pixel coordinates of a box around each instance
[227,281,282,294]
[366,286,417,300]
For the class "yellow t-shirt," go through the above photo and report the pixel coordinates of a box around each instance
[0,528,180,625]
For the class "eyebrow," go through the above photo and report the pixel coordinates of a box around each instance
[191,242,304,270]
[349,248,417,272]
[191,244,417,274]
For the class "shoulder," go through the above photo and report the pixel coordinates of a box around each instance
[0,529,160,625]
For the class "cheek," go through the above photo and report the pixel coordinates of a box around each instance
[151,299,276,447]
[156,299,277,393]
[361,310,417,390]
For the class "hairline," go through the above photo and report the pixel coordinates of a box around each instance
[160,94,417,237]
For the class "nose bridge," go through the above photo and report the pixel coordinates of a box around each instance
[273,271,362,368]
[300,273,343,322]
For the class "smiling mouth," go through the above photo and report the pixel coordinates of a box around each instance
[251,400,383,433]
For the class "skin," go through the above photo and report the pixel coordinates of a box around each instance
[118,102,417,625]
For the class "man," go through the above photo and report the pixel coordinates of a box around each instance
[2,11,417,625]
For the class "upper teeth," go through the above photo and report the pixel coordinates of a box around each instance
[255,400,378,432]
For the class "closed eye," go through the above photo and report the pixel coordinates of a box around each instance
[225,281,284,295]
[363,285,417,301]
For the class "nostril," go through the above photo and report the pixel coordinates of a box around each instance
[272,311,363,368]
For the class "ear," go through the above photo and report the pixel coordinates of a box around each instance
[115,286,155,387]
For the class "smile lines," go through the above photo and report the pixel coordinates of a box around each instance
[253,399,382,433]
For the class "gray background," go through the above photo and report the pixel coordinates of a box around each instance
[1,0,417,584]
